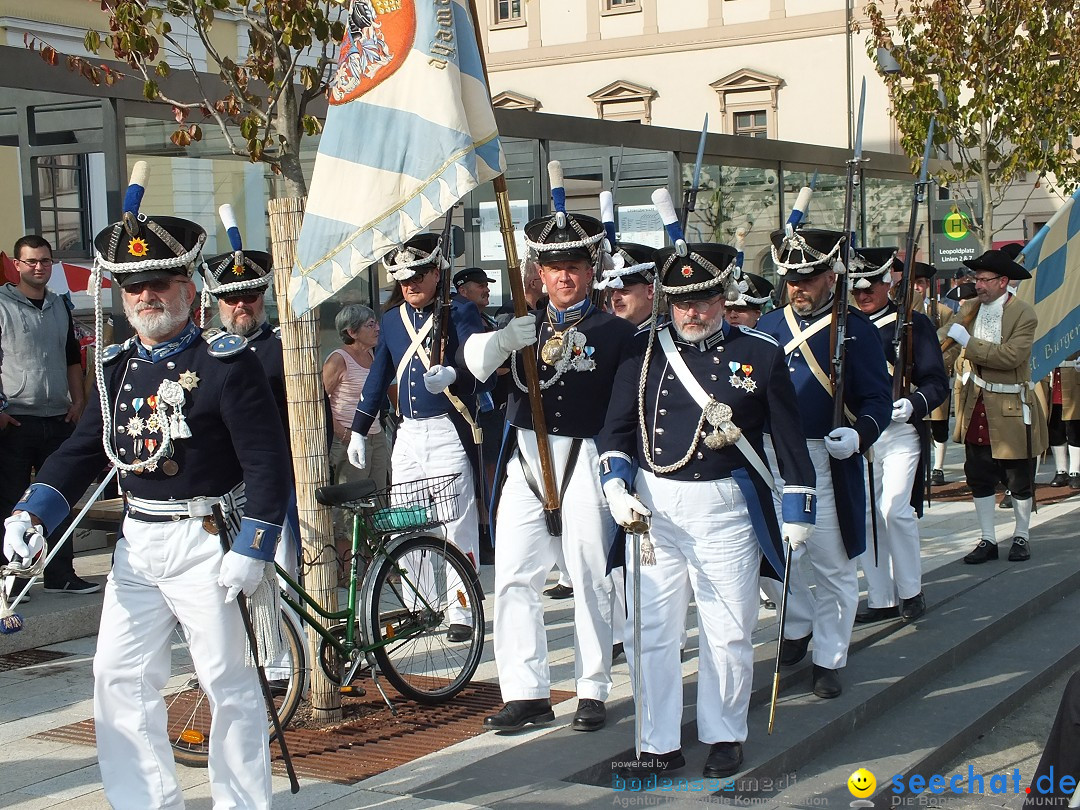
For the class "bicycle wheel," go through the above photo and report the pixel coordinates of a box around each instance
[166,604,306,768]
[367,536,485,704]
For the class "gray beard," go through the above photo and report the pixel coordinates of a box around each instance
[672,317,722,343]
[222,310,267,337]
[125,299,191,343]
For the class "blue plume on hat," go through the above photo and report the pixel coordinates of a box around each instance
[548,160,567,228]
[219,204,243,252]
[785,186,813,236]
[599,190,617,248]
[123,161,149,218]
[651,188,687,257]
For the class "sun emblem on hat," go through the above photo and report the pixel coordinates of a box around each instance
[231,262,244,276]
[128,237,149,257]
[681,265,694,278]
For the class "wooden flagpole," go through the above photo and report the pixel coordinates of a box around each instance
[466,0,562,531]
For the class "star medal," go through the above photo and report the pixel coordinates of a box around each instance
[703,399,742,450]
[126,416,146,437]
[145,413,161,434]
[178,370,200,391]
[540,332,565,366]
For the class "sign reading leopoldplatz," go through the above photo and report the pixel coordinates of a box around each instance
[931,198,983,273]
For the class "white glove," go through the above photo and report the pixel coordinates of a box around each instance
[4,513,44,562]
[782,521,814,550]
[602,479,651,530]
[423,364,457,394]
[347,431,368,470]
[947,322,970,347]
[218,550,265,603]
[496,316,538,353]
[825,426,860,460]
[891,398,915,423]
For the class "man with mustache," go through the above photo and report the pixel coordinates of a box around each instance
[598,238,815,778]
[4,184,291,809]
[757,227,892,699]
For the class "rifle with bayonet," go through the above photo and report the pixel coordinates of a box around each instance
[429,215,456,367]
[891,120,936,400]
[679,115,709,233]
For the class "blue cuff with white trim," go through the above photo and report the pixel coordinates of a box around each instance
[782,486,816,525]
[16,484,71,535]
[598,452,633,489]
[231,517,282,562]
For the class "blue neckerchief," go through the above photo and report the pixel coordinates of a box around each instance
[136,320,200,362]
[547,298,593,328]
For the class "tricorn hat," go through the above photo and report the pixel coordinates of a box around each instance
[890,257,938,280]
[597,242,657,290]
[93,161,206,288]
[655,242,739,300]
[849,246,897,289]
[770,227,846,279]
[203,204,271,296]
[962,249,1031,280]
[727,272,774,309]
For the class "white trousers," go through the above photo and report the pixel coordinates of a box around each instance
[94,516,270,810]
[494,431,615,701]
[764,439,859,669]
[626,472,759,754]
[392,414,478,625]
[859,422,922,607]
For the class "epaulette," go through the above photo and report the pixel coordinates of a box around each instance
[738,325,779,346]
[272,325,282,339]
[101,337,135,366]
[202,327,249,357]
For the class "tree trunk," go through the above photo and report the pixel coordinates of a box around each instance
[267,196,341,725]
[275,70,309,199]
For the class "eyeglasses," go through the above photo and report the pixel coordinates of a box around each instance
[973,274,1004,284]
[671,295,723,312]
[122,278,182,295]
[220,292,262,305]
[16,258,53,267]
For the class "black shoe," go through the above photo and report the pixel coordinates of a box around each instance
[812,665,842,699]
[702,742,744,778]
[964,539,999,564]
[544,583,574,599]
[483,699,554,732]
[43,575,102,595]
[1071,474,1080,490]
[612,642,624,661]
[1008,537,1031,561]
[999,492,1013,509]
[900,593,926,622]
[447,623,473,642]
[931,469,946,486]
[571,698,606,732]
[617,749,686,778]
[761,597,776,611]
[1051,472,1070,487]
[854,604,900,624]
[779,633,811,666]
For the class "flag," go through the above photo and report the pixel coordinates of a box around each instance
[290,0,504,316]
[1015,187,1080,382]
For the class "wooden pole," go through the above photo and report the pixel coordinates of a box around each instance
[267,196,342,724]
[468,0,562,531]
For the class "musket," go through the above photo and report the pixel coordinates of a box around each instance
[679,114,709,233]
[892,120,936,400]
[829,78,866,429]
[429,214,455,367]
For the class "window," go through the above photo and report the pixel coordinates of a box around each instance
[33,154,90,254]
[588,80,657,124]
[604,0,641,13]
[733,110,768,138]
[495,0,522,23]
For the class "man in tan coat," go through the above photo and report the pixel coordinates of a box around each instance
[945,249,1047,563]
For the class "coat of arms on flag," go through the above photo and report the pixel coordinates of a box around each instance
[290,0,504,317]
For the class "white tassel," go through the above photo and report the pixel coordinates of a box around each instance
[245,563,283,667]
[640,530,656,567]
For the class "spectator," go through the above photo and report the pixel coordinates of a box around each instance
[0,234,98,595]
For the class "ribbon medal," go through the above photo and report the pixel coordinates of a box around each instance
[728,361,758,393]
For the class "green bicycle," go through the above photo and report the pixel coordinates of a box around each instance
[164,474,486,768]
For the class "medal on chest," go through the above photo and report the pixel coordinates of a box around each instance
[540,331,565,365]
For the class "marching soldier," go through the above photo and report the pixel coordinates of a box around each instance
[598,232,816,777]
[347,232,491,640]
[3,166,291,809]
[465,191,635,734]
[850,248,948,624]
[723,272,774,329]
[946,249,1047,563]
[757,228,892,699]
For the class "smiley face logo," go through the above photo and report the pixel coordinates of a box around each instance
[848,767,876,798]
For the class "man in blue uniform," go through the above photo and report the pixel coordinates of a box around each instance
[598,236,816,777]
[757,227,892,699]
[465,199,635,734]
[347,232,490,640]
[3,174,291,809]
[849,248,948,624]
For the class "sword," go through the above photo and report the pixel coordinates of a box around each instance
[768,542,794,735]
[627,510,650,759]
[212,504,300,795]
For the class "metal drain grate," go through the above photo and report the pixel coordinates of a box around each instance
[35,682,576,785]
[0,648,72,672]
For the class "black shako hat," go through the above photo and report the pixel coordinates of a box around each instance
[94,215,206,288]
[850,246,898,289]
[728,272,774,309]
[204,250,272,295]
[770,227,846,279]
[524,213,606,265]
[383,233,451,282]
[963,249,1031,280]
[654,243,738,299]
[599,242,657,289]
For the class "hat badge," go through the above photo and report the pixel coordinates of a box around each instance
[681,264,694,278]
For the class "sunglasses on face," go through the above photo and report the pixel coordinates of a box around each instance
[220,293,262,305]
[122,278,181,295]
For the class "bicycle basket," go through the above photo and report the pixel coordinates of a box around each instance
[365,474,460,534]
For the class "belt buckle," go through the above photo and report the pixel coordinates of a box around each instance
[187,498,214,518]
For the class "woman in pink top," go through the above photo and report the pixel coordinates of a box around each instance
[323,304,391,495]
